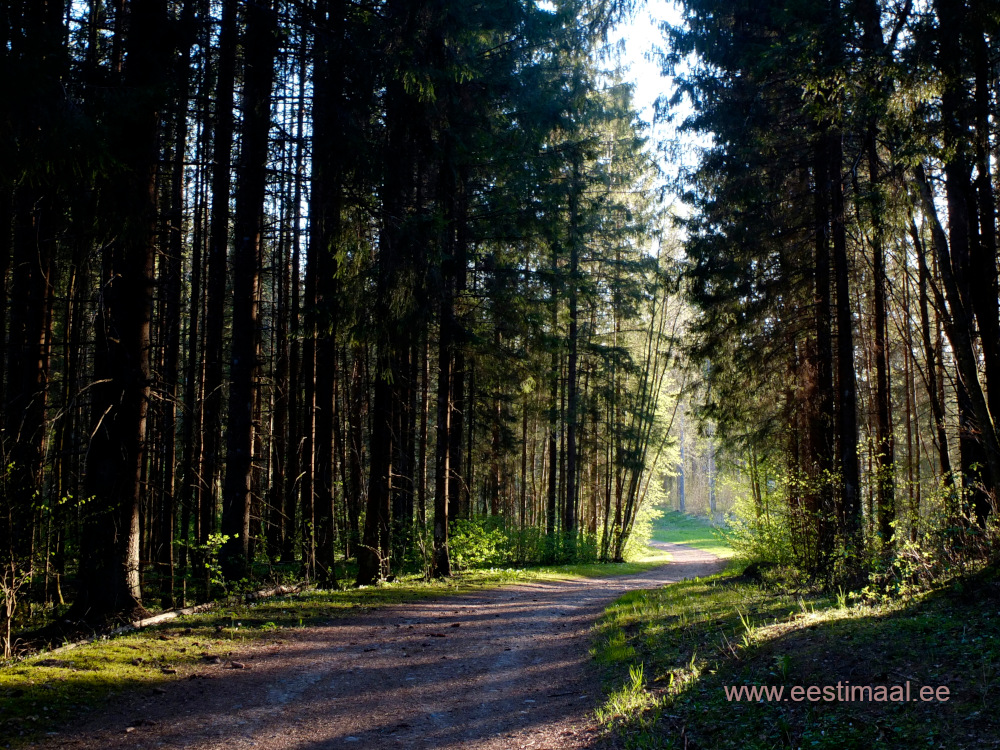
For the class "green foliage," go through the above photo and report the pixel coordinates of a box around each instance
[622,502,661,561]
[855,509,1000,606]
[723,477,797,567]
[448,519,506,571]
[594,661,654,723]
[174,533,236,597]
[449,517,616,569]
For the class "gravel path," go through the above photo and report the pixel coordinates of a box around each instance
[39,543,723,750]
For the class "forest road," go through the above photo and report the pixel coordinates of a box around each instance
[39,543,723,750]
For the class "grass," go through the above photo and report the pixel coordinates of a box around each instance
[0,554,672,746]
[649,509,735,559]
[591,565,1000,749]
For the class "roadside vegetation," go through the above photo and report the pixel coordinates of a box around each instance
[594,513,1000,749]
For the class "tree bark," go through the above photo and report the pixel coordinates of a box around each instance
[970,0,1000,441]
[830,128,861,546]
[2,0,64,581]
[73,0,169,622]
[914,166,1000,512]
[157,0,197,608]
[220,0,277,582]
[932,0,997,521]
[910,220,953,486]
[309,0,345,588]
[564,153,581,552]
[200,0,238,596]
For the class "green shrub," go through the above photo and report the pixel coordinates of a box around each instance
[623,503,661,561]
[449,518,506,570]
[724,474,797,567]
[448,517,608,569]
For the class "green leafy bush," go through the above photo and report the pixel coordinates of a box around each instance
[448,517,607,568]
[724,473,797,567]
[449,518,506,570]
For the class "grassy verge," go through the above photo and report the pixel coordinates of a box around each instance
[0,556,670,746]
[592,566,1000,749]
[650,509,734,559]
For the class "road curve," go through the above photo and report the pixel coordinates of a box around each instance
[41,543,724,750]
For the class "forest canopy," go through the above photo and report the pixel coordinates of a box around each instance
[0,0,677,627]
[667,0,1000,578]
[1,0,998,635]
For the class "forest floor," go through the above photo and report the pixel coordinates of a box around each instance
[592,557,1000,749]
[21,542,723,750]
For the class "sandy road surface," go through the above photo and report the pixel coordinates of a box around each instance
[37,543,723,750]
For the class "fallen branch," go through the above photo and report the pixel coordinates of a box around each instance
[48,581,311,654]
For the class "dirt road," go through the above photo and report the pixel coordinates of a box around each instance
[39,543,723,750]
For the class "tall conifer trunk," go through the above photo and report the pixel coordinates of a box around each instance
[157,0,197,608]
[564,153,581,552]
[857,0,896,549]
[910,222,953,486]
[970,0,999,447]
[931,0,1000,516]
[200,0,237,595]
[809,136,834,563]
[309,0,345,587]
[358,34,412,582]
[2,0,64,583]
[220,0,278,582]
[74,0,168,621]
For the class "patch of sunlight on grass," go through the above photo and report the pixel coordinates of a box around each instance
[631,546,674,565]
[651,509,734,558]
[593,629,638,666]
[594,662,655,723]
[531,549,671,581]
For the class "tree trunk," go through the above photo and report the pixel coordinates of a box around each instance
[857,0,895,553]
[931,0,998,520]
[910,220,952,486]
[73,0,168,622]
[809,135,835,561]
[358,36,413,583]
[914,166,1000,513]
[433,307,454,577]
[970,0,1000,454]
[2,0,64,584]
[200,0,238,596]
[309,0,345,588]
[867,136,895,550]
[282,55,308,564]
[830,129,861,547]
[564,153,581,553]
[157,0,197,608]
[220,0,277,582]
